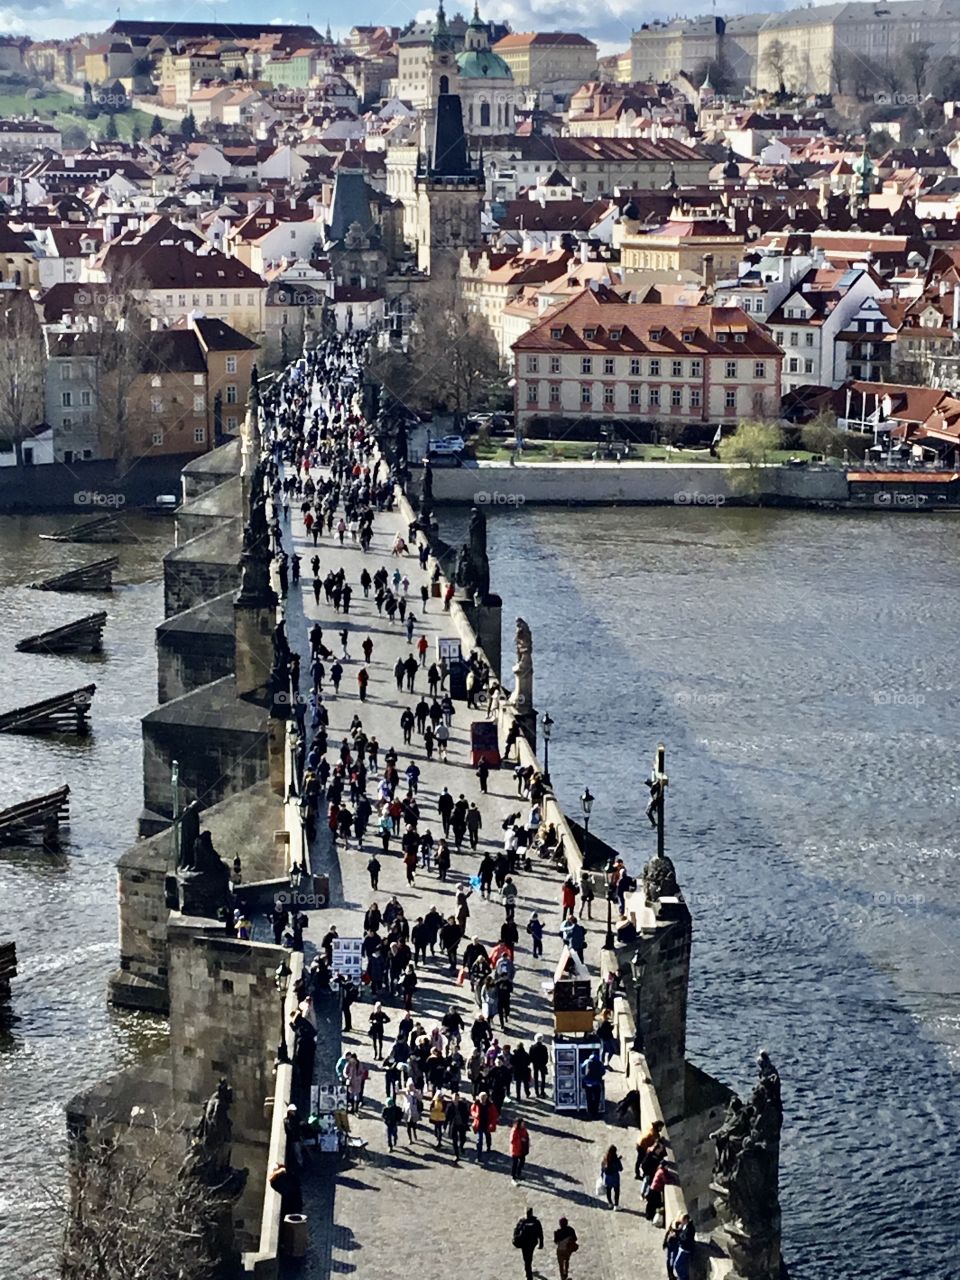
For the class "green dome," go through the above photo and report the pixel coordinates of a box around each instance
[456,47,512,78]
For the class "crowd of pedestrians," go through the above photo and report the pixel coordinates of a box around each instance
[256,334,685,1280]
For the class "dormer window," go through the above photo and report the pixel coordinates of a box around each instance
[717,332,728,342]
[609,328,622,341]
[682,330,694,342]
[650,328,662,340]
[734,333,745,343]
[550,327,562,339]
[584,327,596,339]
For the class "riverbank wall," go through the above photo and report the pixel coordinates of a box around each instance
[66,369,785,1280]
[425,460,848,507]
[0,454,195,512]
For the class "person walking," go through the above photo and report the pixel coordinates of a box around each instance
[446,1090,470,1162]
[554,1218,578,1280]
[530,1034,549,1098]
[466,802,482,850]
[367,852,381,890]
[436,720,450,762]
[476,758,490,794]
[526,912,545,958]
[600,1144,623,1209]
[509,1117,531,1184]
[512,1207,544,1280]
[357,667,369,701]
[664,1214,695,1280]
[381,1094,402,1152]
[402,1082,422,1143]
[470,1090,499,1160]
[368,1002,389,1060]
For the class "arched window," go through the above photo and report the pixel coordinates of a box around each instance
[439,74,449,94]
[480,101,490,127]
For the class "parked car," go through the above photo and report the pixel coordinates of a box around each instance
[426,435,466,456]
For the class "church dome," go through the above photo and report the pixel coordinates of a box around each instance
[456,46,512,78]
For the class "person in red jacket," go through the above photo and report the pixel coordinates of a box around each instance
[509,1117,530,1183]
[561,877,578,917]
[469,1090,499,1160]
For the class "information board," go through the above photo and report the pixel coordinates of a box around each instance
[330,936,363,983]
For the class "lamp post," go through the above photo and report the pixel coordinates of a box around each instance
[275,960,291,1065]
[603,856,617,952]
[579,786,594,855]
[630,950,647,1055]
[540,711,554,782]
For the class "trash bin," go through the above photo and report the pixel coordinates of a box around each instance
[311,872,330,908]
[282,1214,309,1258]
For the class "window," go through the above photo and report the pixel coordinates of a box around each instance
[629,386,641,405]
[603,385,615,406]
[549,355,560,373]
[804,359,814,374]
[80,390,91,406]
[649,359,660,376]
[61,391,72,407]
[805,332,814,347]
[246,294,253,306]
[62,415,72,428]
[526,355,539,373]
[192,295,199,307]
[629,357,641,375]
[789,333,798,347]
[734,333,745,344]
[775,330,784,344]
[650,328,662,340]
[671,360,683,377]
[580,384,592,405]
[609,328,622,341]
[549,383,560,403]
[649,386,660,407]
[226,384,238,404]
[682,331,694,342]
[152,430,163,446]
[850,364,862,379]
[671,387,682,407]
[61,364,72,381]
[690,360,702,377]
[151,396,163,414]
[717,332,728,342]
[234,294,241,306]
[194,426,206,443]
[788,358,799,373]
[178,294,186,308]
[754,361,766,379]
[226,415,238,430]
[603,357,615,375]
[584,328,596,339]
[690,388,701,408]
[725,361,737,379]
[193,394,205,412]
[580,357,592,374]
[724,389,737,410]
[526,382,538,404]
[550,327,562,339]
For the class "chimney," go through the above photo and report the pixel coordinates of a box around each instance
[579,240,589,265]
[701,253,715,289]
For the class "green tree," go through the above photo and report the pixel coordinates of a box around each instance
[131,122,141,144]
[800,413,847,459]
[103,113,118,140]
[150,114,163,137]
[761,39,791,95]
[180,110,197,141]
[720,419,783,501]
[898,41,930,98]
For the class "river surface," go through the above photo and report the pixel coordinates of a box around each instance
[0,514,170,1280]
[444,503,960,1280]
[1,504,957,1280]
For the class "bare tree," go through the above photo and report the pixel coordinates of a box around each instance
[899,41,930,99]
[761,39,790,95]
[79,265,151,464]
[0,288,45,465]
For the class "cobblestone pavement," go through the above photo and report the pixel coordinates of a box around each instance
[279,438,665,1280]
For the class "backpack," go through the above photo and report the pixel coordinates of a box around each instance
[495,955,514,982]
[512,1220,526,1249]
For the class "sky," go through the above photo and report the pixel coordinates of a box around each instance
[2,0,796,55]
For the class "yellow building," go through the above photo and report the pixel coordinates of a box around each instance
[492,31,598,86]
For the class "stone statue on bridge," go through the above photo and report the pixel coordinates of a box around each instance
[509,617,533,713]
[642,851,679,905]
[712,1054,783,1253]
[176,828,232,923]
[178,1078,248,1271]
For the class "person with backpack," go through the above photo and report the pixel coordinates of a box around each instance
[510,1117,531,1183]
[511,1207,544,1280]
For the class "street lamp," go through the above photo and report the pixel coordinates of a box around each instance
[603,856,617,952]
[540,712,554,781]
[629,950,647,1055]
[579,787,594,855]
[289,860,303,891]
[275,959,292,1065]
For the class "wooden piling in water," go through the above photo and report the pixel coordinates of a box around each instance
[0,685,95,735]
[39,514,125,544]
[0,785,70,848]
[16,612,108,655]
[29,557,119,593]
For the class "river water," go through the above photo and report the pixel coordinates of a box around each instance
[444,503,960,1280]
[0,504,956,1279]
[0,514,170,1280]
